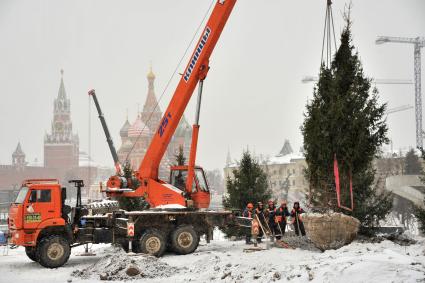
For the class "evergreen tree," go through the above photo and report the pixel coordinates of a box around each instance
[223,150,271,211]
[222,150,271,238]
[301,12,392,230]
[414,149,425,234]
[404,149,422,175]
[174,145,186,166]
[414,200,425,234]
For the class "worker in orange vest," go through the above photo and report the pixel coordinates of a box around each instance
[243,203,254,244]
[265,200,278,239]
[274,201,290,239]
[290,201,306,236]
[255,202,265,243]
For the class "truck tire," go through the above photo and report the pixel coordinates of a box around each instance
[36,235,71,268]
[170,225,199,255]
[139,229,166,257]
[25,246,38,262]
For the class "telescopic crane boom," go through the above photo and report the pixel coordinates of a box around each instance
[88,89,122,175]
[103,0,237,209]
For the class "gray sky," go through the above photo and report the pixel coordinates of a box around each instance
[0,0,424,171]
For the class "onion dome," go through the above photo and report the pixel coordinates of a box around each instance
[147,65,156,80]
[128,114,151,137]
[120,119,131,138]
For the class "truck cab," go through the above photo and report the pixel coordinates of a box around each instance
[169,166,211,208]
[8,179,72,268]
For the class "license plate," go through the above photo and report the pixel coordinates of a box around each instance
[25,213,41,223]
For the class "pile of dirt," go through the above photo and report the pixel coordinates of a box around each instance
[280,236,321,252]
[71,247,179,281]
[357,231,417,246]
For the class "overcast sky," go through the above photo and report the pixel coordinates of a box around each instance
[0,0,424,171]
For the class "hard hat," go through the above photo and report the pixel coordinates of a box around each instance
[257,201,263,205]
[247,203,254,208]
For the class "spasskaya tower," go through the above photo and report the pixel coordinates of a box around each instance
[44,69,79,168]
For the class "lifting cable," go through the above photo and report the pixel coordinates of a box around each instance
[88,94,92,190]
[124,0,216,165]
[320,0,337,69]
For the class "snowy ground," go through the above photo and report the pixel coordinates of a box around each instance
[0,236,424,283]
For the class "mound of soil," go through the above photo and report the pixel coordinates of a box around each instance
[72,247,179,281]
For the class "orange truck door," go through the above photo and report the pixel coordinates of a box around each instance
[23,188,57,229]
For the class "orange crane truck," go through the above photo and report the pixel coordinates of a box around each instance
[8,0,239,268]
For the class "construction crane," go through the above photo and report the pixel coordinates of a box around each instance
[100,0,238,209]
[7,0,239,268]
[301,76,413,85]
[376,36,425,148]
[387,104,413,115]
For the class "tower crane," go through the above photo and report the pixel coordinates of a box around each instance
[376,36,425,148]
[301,76,413,85]
[387,104,413,115]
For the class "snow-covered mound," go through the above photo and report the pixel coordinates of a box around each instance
[71,246,178,281]
[0,237,424,282]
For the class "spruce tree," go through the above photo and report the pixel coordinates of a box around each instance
[301,13,392,230]
[404,149,422,175]
[222,150,271,238]
[414,201,425,234]
[414,149,425,234]
[174,145,186,166]
[223,150,271,211]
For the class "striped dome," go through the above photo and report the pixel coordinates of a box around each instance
[128,115,151,137]
[120,119,131,137]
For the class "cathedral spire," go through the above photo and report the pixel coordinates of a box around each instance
[12,142,26,167]
[226,148,232,166]
[141,64,163,131]
[278,139,293,156]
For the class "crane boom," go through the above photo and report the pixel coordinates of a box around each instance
[88,89,121,175]
[387,104,413,115]
[101,0,237,209]
[376,36,425,46]
[301,76,413,85]
[139,0,237,180]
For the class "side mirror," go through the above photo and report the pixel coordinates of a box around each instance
[61,187,67,202]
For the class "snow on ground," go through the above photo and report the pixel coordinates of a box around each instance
[0,237,424,283]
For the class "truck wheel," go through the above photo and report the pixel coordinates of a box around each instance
[36,235,71,268]
[170,225,199,255]
[25,246,38,262]
[139,229,166,257]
